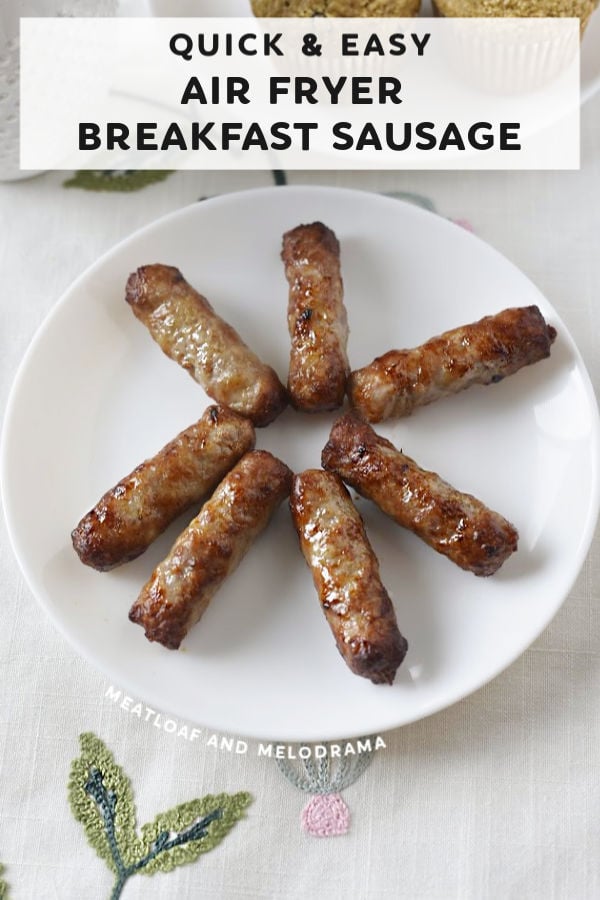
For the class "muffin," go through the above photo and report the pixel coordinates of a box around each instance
[433,0,596,35]
[440,15,581,94]
[251,0,421,17]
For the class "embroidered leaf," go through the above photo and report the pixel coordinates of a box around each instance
[64,170,173,192]
[0,863,9,898]
[68,732,143,871]
[68,733,252,899]
[138,793,252,876]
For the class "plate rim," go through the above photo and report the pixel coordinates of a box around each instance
[2,183,600,741]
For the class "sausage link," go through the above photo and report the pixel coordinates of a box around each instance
[282,223,349,411]
[322,414,518,577]
[126,264,287,426]
[348,305,557,422]
[129,450,293,649]
[72,405,255,571]
[290,469,408,685]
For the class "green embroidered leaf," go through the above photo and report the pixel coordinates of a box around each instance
[0,863,9,898]
[64,170,173,192]
[69,733,252,897]
[138,793,252,876]
[68,732,144,871]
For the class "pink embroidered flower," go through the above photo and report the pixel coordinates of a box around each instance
[301,793,350,837]
[452,218,474,232]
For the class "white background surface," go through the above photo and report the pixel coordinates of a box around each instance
[0,8,599,898]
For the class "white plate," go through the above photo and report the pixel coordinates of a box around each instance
[2,186,599,741]
[144,0,600,104]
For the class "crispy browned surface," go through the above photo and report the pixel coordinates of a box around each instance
[282,223,349,412]
[126,264,287,427]
[322,414,518,576]
[348,305,557,422]
[129,450,293,649]
[72,405,255,571]
[290,469,407,684]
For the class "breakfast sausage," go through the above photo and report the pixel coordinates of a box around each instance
[72,405,255,571]
[322,414,518,576]
[282,223,349,411]
[290,469,408,685]
[347,305,557,422]
[126,264,287,426]
[129,450,293,649]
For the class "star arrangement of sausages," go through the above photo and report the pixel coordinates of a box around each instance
[72,221,557,686]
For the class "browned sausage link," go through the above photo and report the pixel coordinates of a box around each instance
[290,470,407,685]
[71,405,255,572]
[281,223,349,412]
[322,414,518,577]
[347,305,557,423]
[129,450,293,650]
[126,264,287,426]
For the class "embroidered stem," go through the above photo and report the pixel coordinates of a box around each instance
[85,768,127,883]
[329,754,350,791]
[108,809,223,899]
[272,169,287,185]
[110,873,128,900]
[332,747,374,791]
[70,736,251,899]
[276,739,376,794]
[317,754,330,790]
[84,768,226,899]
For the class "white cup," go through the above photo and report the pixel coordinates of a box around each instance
[0,0,118,182]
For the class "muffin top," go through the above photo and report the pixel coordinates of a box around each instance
[251,0,421,16]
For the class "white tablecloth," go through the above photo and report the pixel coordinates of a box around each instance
[0,87,599,898]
